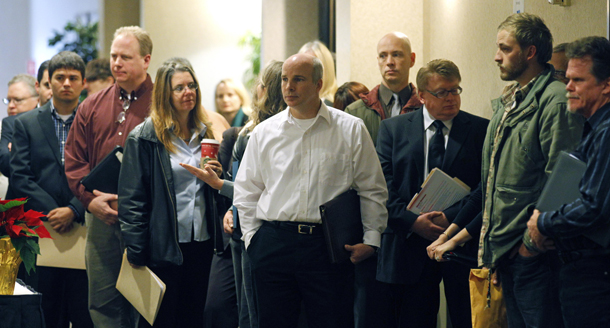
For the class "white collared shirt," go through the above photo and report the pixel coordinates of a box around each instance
[422,105,453,180]
[234,102,388,248]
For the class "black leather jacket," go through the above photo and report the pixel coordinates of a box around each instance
[118,118,225,268]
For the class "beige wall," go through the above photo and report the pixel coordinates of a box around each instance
[99,0,140,56]
[337,0,424,91]
[261,0,319,64]
[141,0,262,112]
[339,0,607,119]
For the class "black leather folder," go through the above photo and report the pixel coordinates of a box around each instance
[81,146,123,194]
[537,151,586,212]
[319,189,363,264]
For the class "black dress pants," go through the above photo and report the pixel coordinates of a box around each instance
[247,221,354,328]
[139,239,214,328]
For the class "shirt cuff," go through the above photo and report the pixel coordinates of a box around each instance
[522,229,541,253]
[67,204,81,224]
[538,211,555,238]
[242,229,257,250]
[363,230,381,248]
[219,180,234,199]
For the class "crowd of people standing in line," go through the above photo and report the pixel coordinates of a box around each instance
[2,11,610,328]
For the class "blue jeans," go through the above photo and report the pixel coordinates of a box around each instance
[559,256,610,328]
[499,251,564,328]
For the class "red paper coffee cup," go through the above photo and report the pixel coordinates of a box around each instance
[201,139,220,167]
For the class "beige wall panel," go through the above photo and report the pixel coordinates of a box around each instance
[262,0,287,63]
[100,0,140,56]
[261,0,319,64]
[425,0,606,119]
[142,0,261,111]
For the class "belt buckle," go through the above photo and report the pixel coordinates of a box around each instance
[298,224,313,235]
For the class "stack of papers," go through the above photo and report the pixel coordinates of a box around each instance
[407,168,471,214]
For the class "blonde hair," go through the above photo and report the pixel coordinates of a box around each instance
[215,79,252,117]
[299,40,338,102]
[149,57,213,154]
[248,60,286,131]
[113,26,153,57]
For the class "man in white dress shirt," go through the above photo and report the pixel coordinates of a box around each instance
[234,53,388,328]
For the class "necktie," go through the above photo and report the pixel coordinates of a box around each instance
[391,94,401,117]
[428,120,445,172]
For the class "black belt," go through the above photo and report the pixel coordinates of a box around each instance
[558,248,610,264]
[263,220,323,235]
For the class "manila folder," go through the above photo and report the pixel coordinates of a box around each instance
[36,221,86,270]
[116,251,166,325]
[407,168,470,214]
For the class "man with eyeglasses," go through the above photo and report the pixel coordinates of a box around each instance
[0,74,39,192]
[376,59,488,328]
[4,74,39,116]
[65,26,153,328]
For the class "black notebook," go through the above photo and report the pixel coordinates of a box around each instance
[319,189,363,264]
[81,146,123,194]
[537,151,610,248]
[536,151,586,212]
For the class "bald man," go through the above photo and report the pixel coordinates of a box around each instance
[345,32,423,145]
[345,32,423,328]
[234,54,388,328]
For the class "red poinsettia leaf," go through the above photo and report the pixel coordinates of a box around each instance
[34,224,52,239]
[9,224,24,238]
[23,209,46,226]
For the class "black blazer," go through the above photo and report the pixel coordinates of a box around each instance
[0,115,19,176]
[9,103,85,220]
[375,108,488,284]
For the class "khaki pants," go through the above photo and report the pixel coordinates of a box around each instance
[85,212,137,328]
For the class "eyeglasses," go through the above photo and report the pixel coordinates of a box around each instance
[425,87,463,99]
[172,82,198,94]
[3,96,36,105]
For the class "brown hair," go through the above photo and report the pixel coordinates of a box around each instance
[149,57,213,153]
[333,82,369,110]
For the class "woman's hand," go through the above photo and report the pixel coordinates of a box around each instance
[180,162,224,190]
[427,233,449,259]
[432,239,458,262]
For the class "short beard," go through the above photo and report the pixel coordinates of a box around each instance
[500,53,528,81]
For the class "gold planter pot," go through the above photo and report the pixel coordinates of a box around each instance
[0,236,22,295]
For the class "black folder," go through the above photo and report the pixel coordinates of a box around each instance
[537,151,610,248]
[81,146,123,194]
[536,151,586,212]
[319,189,363,264]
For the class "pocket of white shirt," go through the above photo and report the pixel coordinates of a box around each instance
[318,153,350,186]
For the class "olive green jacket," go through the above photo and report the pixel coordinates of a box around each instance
[479,66,584,267]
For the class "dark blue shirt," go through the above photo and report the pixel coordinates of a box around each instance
[539,103,610,245]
